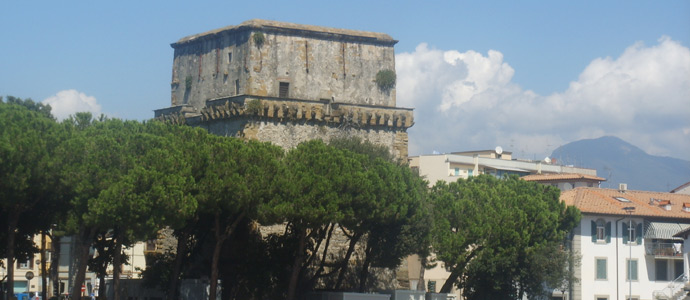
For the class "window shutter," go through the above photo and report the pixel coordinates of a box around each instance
[605,222,612,243]
[636,223,643,244]
[622,222,629,244]
[591,220,597,243]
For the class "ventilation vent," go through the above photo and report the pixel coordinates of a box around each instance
[279,82,290,98]
[619,183,628,192]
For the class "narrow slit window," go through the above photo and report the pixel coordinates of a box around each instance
[279,82,290,98]
[228,52,233,64]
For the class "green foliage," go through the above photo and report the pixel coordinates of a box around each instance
[430,175,580,298]
[3,95,54,119]
[245,99,263,115]
[0,97,582,299]
[375,69,396,91]
[0,98,60,300]
[185,75,193,90]
[253,32,265,48]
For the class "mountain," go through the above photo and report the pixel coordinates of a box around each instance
[550,136,690,192]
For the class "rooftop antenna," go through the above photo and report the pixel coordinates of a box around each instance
[495,146,503,155]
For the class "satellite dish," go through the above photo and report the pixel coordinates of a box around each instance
[495,146,503,155]
[544,157,551,164]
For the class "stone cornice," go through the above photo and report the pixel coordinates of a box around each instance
[155,96,414,130]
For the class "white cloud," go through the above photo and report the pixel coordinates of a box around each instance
[42,89,102,121]
[397,36,690,160]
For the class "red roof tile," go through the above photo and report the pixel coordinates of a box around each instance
[561,187,690,219]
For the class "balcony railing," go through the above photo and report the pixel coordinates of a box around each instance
[645,242,684,257]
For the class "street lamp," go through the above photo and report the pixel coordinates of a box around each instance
[623,206,635,300]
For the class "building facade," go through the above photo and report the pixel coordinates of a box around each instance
[562,186,690,300]
[155,19,413,159]
[408,148,599,188]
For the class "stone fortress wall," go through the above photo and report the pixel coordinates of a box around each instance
[157,19,413,159]
[170,19,397,110]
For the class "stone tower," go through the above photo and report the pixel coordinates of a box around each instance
[155,19,413,158]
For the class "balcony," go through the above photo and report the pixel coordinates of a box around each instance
[645,241,683,258]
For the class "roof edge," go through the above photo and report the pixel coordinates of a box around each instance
[172,19,398,48]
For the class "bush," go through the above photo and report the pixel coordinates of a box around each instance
[253,32,265,48]
[375,69,396,90]
[245,99,263,115]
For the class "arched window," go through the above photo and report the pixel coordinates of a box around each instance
[591,219,611,243]
[623,221,643,244]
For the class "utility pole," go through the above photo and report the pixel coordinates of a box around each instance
[623,206,635,300]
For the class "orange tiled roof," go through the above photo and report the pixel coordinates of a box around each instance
[522,173,606,182]
[561,187,690,220]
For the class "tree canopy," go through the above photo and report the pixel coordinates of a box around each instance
[430,175,580,299]
[1,96,581,300]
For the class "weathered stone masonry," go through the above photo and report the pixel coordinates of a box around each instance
[155,19,413,159]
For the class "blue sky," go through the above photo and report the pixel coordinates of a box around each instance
[2,1,689,160]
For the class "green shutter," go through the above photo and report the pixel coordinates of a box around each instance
[591,221,597,243]
[636,223,643,244]
[623,222,629,244]
[605,222,612,243]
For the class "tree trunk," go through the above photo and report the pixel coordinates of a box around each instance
[210,212,245,300]
[439,267,462,294]
[307,224,335,288]
[334,231,363,289]
[112,234,123,300]
[6,214,18,300]
[51,235,61,297]
[41,231,48,300]
[98,274,106,300]
[287,227,307,300]
[439,247,481,294]
[209,212,225,300]
[167,228,190,300]
[357,245,373,293]
[71,227,96,300]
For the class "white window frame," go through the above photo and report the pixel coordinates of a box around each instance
[626,259,638,281]
[595,257,607,280]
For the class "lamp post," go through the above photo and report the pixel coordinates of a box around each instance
[623,206,635,300]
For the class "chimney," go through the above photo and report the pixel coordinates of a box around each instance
[619,183,627,192]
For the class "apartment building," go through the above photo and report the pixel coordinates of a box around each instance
[561,186,690,300]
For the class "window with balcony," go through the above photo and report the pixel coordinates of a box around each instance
[646,239,683,257]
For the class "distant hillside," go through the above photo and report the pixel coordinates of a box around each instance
[550,136,690,192]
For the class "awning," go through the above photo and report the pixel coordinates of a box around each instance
[481,165,530,173]
[644,221,690,240]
